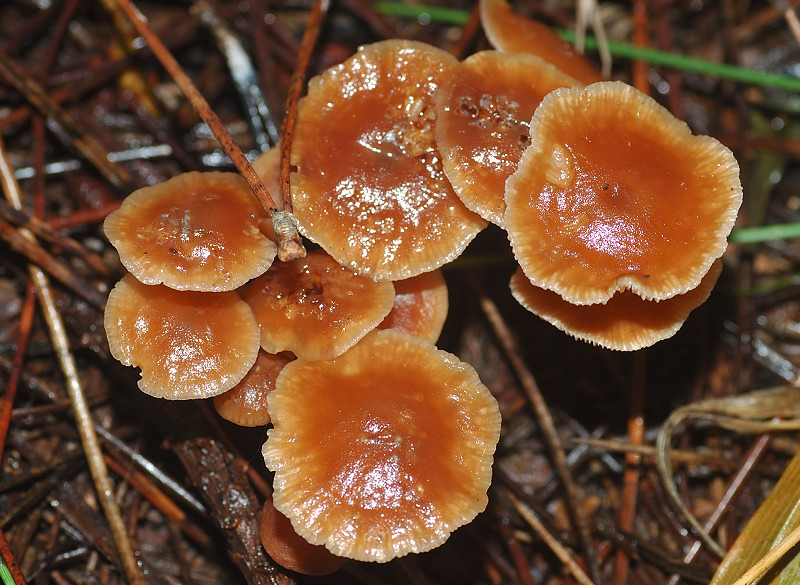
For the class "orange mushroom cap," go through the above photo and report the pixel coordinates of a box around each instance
[479,0,603,85]
[104,274,260,399]
[290,39,487,281]
[212,350,292,427]
[259,495,347,576]
[104,171,276,291]
[243,249,395,361]
[378,269,449,344]
[263,329,501,563]
[435,50,580,226]
[510,260,723,351]
[505,81,742,305]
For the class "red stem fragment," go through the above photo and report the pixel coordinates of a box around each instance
[0,282,36,464]
[279,0,330,214]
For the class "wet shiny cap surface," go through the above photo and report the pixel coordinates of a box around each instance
[104,274,260,399]
[263,329,501,562]
[291,40,486,281]
[104,171,276,291]
[505,81,742,305]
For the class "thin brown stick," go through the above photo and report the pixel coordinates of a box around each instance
[471,275,599,582]
[666,434,771,585]
[0,529,25,585]
[0,134,146,585]
[113,0,305,262]
[0,199,114,276]
[0,54,132,189]
[0,282,35,461]
[507,491,596,585]
[46,202,121,230]
[279,0,330,212]
[498,518,537,585]
[102,454,213,549]
[0,215,107,309]
[613,351,646,585]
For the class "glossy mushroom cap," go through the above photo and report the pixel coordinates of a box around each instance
[510,261,723,351]
[263,329,501,563]
[435,50,580,226]
[212,350,292,426]
[505,81,742,306]
[291,39,486,281]
[104,171,276,291]
[378,269,449,344]
[244,250,395,361]
[479,0,603,85]
[259,495,347,576]
[104,274,260,399]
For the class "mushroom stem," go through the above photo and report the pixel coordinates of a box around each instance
[114,0,307,261]
[279,0,330,215]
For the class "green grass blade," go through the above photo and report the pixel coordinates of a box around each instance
[373,1,800,91]
[729,224,800,244]
[0,560,14,585]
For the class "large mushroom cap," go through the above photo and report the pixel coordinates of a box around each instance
[479,0,603,85]
[378,269,449,344]
[435,50,580,226]
[510,260,723,351]
[104,274,260,399]
[263,329,501,563]
[244,249,395,361]
[291,39,486,281]
[104,171,276,291]
[505,81,742,305]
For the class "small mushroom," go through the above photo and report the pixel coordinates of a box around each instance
[479,0,603,85]
[243,249,395,361]
[259,495,347,576]
[263,329,501,563]
[290,39,486,281]
[104,274,260,399]
[505,81,742,306]
[378,269,449,344]
[104,171,276,291]
[435,50,580,226]
[510,261,723,351]
[212,350,292,426]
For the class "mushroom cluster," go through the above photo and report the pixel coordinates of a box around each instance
[288,14,740,351]
[104,145,500,572]
[103,4,742,576]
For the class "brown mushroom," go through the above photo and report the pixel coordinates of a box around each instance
[290,39,487,281]
[263,329,501,563]
[435,50,580,226]
[212,350,292,426]
[104,274,260,399]
[243,249,395,361]
[259,495,347,576]
[510,260,723,351]
[104,171,276,291]
[378,269,449,344]
[479,0,603,85]
[505,81,742,306]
